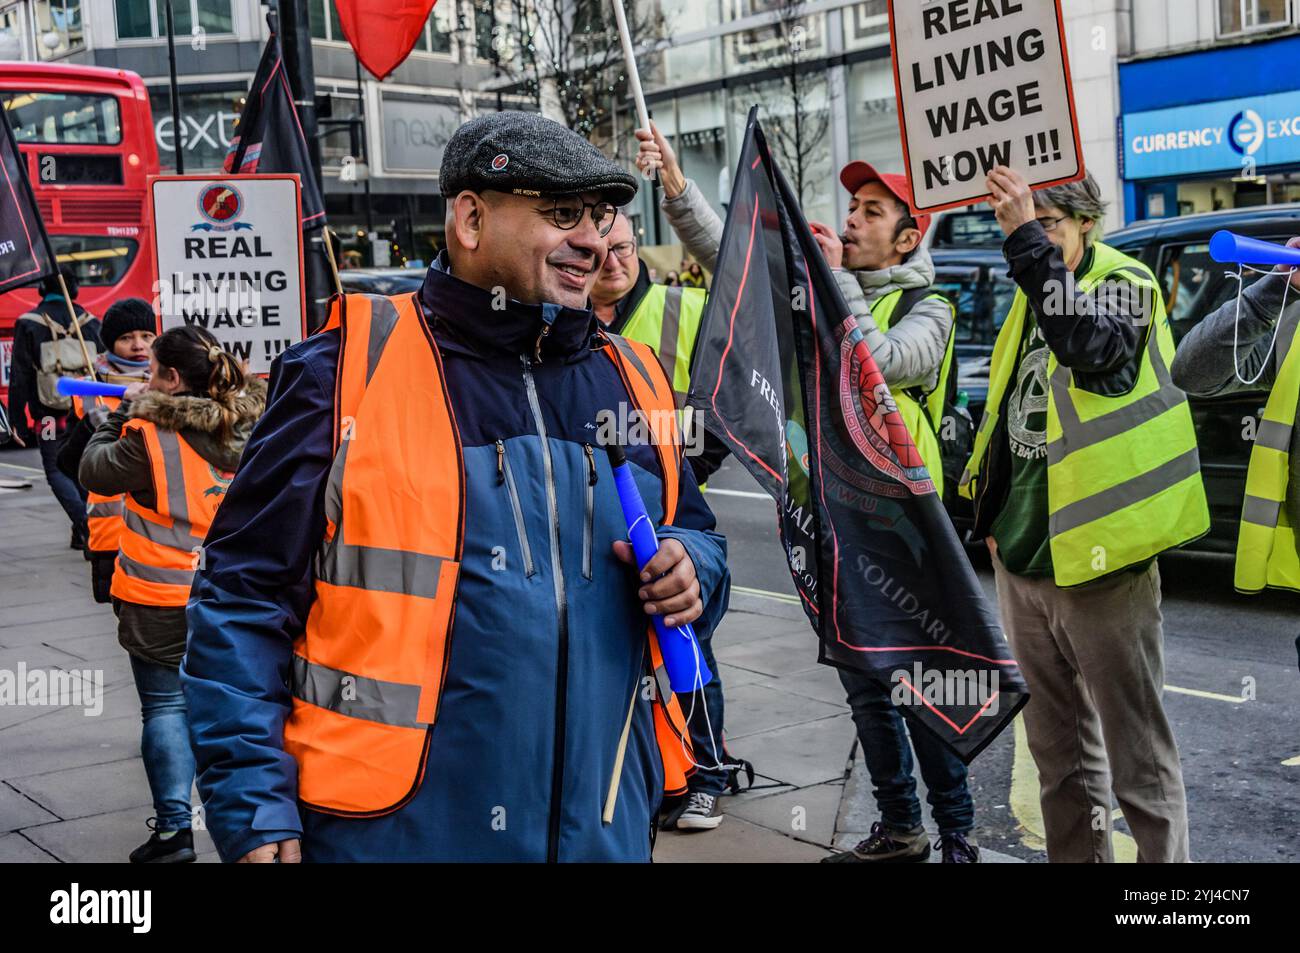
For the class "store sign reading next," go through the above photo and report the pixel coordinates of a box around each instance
[1124,90,1300,179]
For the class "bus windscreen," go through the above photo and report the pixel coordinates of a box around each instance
[1,91,122,146]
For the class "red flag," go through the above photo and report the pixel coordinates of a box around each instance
[334,0,438,80]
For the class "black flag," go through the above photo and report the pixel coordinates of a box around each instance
[688,109,1027,762]
[0,106,56,294]
[224,31,326,229]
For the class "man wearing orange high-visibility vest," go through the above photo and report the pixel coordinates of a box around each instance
[182,112,731,863]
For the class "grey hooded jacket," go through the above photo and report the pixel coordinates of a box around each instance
[1171,271,1300,533]
[662,178,953,391]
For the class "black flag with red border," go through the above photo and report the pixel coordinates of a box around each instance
[688,109,1027,762]
[0,105,56,294]
[224,31,326,230]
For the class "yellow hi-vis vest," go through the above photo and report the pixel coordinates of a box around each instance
[619,284,708,409]
[959,242,1209,587]
[869,289,957,499]
[1236,302,1300,593]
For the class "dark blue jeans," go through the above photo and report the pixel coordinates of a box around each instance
[684,624,729,796]
[128,655,196,832]
[38,432,86,532]
[839,668,974,836]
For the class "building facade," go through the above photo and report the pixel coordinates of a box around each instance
[0,0,517,265]
[1120,0,1300,224]
[619,0,1130,250]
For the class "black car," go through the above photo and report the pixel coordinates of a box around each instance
[339,267,426,297]
[932,204,1300,552]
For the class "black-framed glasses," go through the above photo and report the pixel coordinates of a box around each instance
[609,241,637,260]
[544,198,618,236]
[1036,215,1070,233]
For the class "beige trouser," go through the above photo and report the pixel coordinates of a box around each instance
[992,552,1190,863]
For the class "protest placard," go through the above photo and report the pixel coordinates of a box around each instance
[149,174,306,375]
[888,0,1085,213]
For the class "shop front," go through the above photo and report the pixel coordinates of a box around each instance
[1119,33,1300,224]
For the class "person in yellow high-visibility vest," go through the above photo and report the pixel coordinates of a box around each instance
[1172,236,1300,600]
[1173,235,1300,678]
[638,126,978,863]
[963,167,1208,864]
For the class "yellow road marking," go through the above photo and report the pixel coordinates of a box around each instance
[731,584,801,606]
[0,461,43,476]
[1010,718,1138,861]
[1283,755,1300,766]
[1164,684,1245,704]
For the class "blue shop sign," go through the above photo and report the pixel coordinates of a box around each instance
[1123,89,1300,180]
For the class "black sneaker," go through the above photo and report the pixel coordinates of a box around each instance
[938,832,980,863]
[676,791,724,831]
[821,821,930,863]
[129,821,195,864]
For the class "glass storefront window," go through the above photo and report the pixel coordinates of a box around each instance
[846,58,906,175]
[116,1,233,40]
[725,11,825,74]
[1218,0,1291,35]
[148,86,242,172]
[844,0,890,51]
[0,5,23,60]
[2,91,121,145]
[644,36,723,92]
[33,0,82,60]
[659,0,722,32]
[729,74,834,226]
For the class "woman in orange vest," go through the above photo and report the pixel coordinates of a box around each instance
[56,298,155,601]
[80,325,265,864]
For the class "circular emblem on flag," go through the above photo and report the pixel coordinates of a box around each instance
[197,184,244,226]
[490,153,509,172]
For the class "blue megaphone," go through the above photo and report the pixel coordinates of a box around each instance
[1209,231,1300,267]
[605,441,712,694]
[55,378,128,399]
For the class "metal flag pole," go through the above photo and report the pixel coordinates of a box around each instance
[164,0,185,175]
[610,0,657,184]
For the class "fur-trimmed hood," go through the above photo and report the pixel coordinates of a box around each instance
[128,378,267,471]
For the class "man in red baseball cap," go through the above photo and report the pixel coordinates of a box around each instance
[808,160,978,865]
[637,124,977,863]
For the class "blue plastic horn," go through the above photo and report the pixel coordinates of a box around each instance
[1209,230,1300,267]
[55,378,128,399]
[605,441,713,693]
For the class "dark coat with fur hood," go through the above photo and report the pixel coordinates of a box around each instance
[78,379,266,667]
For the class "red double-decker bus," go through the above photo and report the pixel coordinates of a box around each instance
[0,63,160,401]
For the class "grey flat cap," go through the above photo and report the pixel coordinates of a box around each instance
[440,111,638,207]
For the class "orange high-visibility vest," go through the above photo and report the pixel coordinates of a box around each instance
[73,393,126,555]
[111,418,232,607]
[283,292,695,816]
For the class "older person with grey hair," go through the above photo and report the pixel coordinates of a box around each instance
[960,165,1202,864]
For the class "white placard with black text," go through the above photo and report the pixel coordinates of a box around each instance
[888,0,1085,213]
[149,174,306,375]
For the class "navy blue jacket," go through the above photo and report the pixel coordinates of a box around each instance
[182,257,730,862]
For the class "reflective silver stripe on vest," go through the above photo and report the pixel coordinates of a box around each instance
[1046,315,1186,466]
[117,551,195,586]
[316,542,446,599]
[1242,494,1282,528]
[155,430,190,523]
[608,333,662,400]
[87,500,123,519]
[1256,418,1293,453]
[291,654,427,729]
[124,507,197,552]
[1048,447,1202,538]
[363,294,400,385]
[658,287,683,399]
